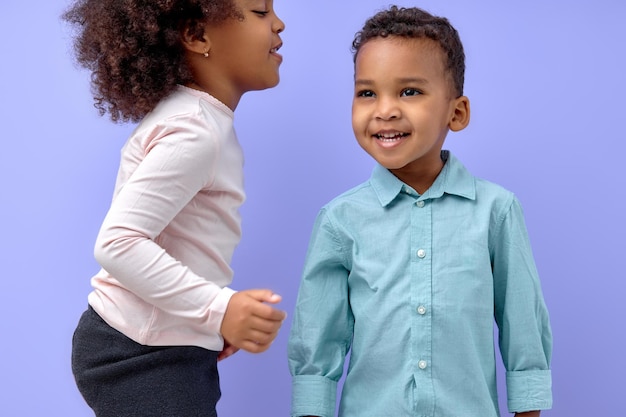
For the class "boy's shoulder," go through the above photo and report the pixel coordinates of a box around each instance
[321,177,379,211]
[474,176,516,200]
[444,152,518,207]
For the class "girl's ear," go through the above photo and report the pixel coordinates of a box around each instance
[181,25,211,56]
[449,96,470,132]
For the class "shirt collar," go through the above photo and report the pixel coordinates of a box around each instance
[370,150,476,207]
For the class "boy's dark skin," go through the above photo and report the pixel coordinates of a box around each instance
[303,35,541,417]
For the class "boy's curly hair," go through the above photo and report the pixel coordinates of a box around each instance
[62,0,242,123]
[352,6,465,97]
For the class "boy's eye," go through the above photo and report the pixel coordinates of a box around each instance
[252,10,270,16]
[356,90,375,98]
[401,88,421,97]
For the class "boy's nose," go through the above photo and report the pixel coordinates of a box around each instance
[375,98,400,120]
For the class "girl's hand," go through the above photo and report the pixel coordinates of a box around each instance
[220,289,286,354]
[515,412,540,417]
[217,340,239,361]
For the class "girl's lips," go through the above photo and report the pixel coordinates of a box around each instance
[270,46,283,63]
[270,43,283,61]
[271,51,283,63]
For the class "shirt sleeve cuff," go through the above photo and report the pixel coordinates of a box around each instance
[291,375,337,417]
[506,369,553,413]
[208,286,237,333]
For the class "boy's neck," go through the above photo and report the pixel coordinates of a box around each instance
[390,158,445,195]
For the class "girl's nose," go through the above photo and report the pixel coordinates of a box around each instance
[274,13,285,34]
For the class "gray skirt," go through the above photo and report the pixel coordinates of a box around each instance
[72,306,221,417]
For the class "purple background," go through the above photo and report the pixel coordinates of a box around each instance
[1,0,624,415]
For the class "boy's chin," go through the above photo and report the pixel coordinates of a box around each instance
[366,155,406,171]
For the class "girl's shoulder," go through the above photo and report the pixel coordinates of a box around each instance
[149,86,233,121]
[121,87,235,159]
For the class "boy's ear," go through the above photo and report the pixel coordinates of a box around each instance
[449,96,470,132]
[180,25,211,55]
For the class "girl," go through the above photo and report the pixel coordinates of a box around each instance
[63,0,286,416]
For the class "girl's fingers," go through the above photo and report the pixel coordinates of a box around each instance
[248,315,284,334]
[238,338,275,354]
[251,302,287,321]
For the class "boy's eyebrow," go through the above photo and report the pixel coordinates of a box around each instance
[399,77,430,85]
[354,77,430,86]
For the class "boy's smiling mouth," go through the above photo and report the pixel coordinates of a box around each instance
[374,131,409,146]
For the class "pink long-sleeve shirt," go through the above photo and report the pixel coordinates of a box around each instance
[88,86,244,351]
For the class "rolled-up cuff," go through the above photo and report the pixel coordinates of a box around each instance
[291,375,337,417]
[507,369,553,412]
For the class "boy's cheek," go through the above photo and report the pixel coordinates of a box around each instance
[351,108,369,135]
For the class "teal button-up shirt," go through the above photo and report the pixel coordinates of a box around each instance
[288,151,552,417]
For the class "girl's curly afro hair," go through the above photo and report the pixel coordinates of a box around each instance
[63,0,242,123]
[352,6,465,98]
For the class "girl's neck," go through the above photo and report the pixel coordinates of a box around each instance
[186,81,241,111]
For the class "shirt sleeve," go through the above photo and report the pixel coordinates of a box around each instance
[288,209,354,417]
[491,196,553,413]
[93,115,234,332]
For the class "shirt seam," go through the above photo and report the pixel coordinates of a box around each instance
[319,207,349,269]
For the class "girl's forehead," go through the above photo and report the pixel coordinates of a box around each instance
[242,0,269,5]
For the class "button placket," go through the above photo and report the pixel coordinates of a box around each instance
[410,190,434,410]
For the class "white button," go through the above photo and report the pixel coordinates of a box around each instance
[417,306,427,315]
[417,249,426,258]
[418,360,428,369]
[416,201,425,208]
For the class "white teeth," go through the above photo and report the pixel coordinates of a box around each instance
[376,132,406,141]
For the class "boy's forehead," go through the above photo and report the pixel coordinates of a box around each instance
[356,37,446,72]
[354,36,456,94]
[376,36,440,53]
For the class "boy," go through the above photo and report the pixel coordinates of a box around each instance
[288,6,552,417]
